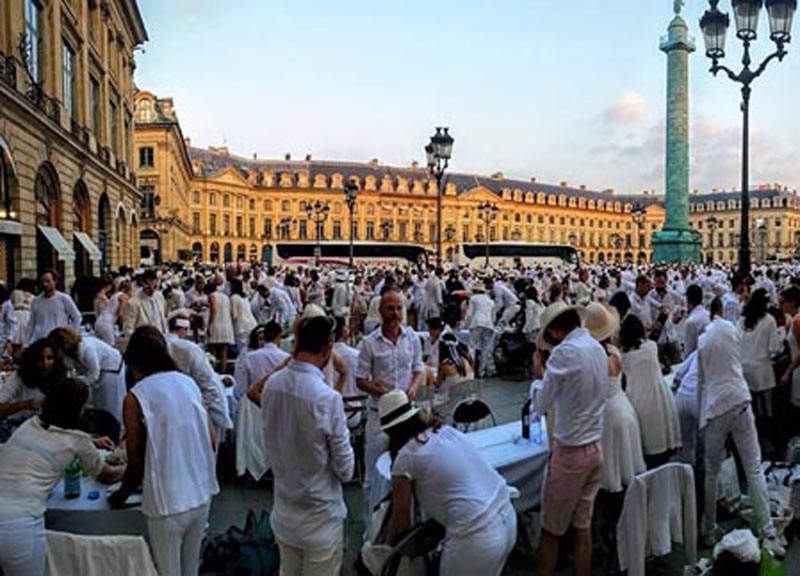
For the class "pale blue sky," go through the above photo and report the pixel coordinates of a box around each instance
[134,0,800,195]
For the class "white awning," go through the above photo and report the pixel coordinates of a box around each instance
[73,231,102,263]
[37,225,75,262]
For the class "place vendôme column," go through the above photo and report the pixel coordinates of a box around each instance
[652,1,702,264]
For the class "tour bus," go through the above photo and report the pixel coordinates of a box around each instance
[273,241,431,268]
[454,242,580,270]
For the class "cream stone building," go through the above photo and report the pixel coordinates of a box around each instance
[133,92,800,267]
[0,0,147,288]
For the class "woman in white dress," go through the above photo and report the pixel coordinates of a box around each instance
[206,282,234,372]
[93,276,115,345]
[619,314,682,470]
[780,285,800,439]
[738,288,778,444]
[584,303,646,493]
[230,279,257,351]
[49,328,126,427]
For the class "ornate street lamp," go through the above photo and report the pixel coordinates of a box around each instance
[344,179,359,270]
[707,215,719,264]
[631,203,647,261]
[477,201,499,268]
[304,200,330,266]
[700,0,796,274]
[425,127,454,267]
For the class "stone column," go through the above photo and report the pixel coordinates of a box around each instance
[652,9,702,263]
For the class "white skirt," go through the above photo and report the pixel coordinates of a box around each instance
[601,391,647,492]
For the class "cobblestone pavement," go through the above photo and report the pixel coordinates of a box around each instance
[210,377,799,575]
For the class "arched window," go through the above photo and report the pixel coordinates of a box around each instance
[210,242,220,262]
[192,242,203,261]
[224,242,233,263]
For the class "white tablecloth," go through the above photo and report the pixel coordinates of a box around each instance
[373,421,549,513]
[45,531,158,576]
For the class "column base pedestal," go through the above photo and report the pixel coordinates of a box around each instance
[651,229,702,264]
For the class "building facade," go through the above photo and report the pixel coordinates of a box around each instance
[132,94,799,268]
[0,0,147,288]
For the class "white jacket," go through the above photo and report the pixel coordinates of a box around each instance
[463,294,495,331]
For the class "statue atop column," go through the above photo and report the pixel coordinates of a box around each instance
[674,0,684,16]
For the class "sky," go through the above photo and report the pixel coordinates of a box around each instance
[134,0,800,196]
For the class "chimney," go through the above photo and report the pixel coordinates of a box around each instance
[579,185,586,191]
[411,161,419,170]
[530,177,537,183]
[491,171,504,180]
[369,158,380,167]
[305,154,312,161]
[560,181,568,187]
[604,188,614,194]
[284,153,291,161]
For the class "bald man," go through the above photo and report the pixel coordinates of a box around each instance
[356,289,425,523]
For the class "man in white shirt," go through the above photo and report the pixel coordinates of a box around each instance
[722,274,748,324]
[698,298,782,554]
[235,321,290,410]
[24,270,82,345]
[123,270,168,337]
[330,274,352,322]
[463,281,497,378]
[268,285,297,328]
[423,269,444,321]
[531,301,607,576]
[628,274,653,331]
[356,288,424,524]
[683,284,710,357]
[262,315,354,575]
[165,315,233,433]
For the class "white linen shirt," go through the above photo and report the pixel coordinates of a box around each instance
[262,360,354,549]
[166,335,233,430]
[532,327,608,446]
[697,318,752,428]
[737,314,779,393]
[356,325,424,408]
[463,294,495,330]
[24,291,82,345]
[233,343,291,402]
[683,306,710,357]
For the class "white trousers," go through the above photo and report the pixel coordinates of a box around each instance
[277,523,344,576]
[147,501,211,576]
[703,403,774,537]
[439,500,517,576]
[0,515,46,576]
[364,409,389,527]
[470,328,496,377]
[676,394,699,467]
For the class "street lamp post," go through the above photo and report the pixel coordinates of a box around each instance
[477,201,499,268]
[707,215,719,264]
[425,127,454,268]
[304,200,330,267]
[631,203,647,263]
[344,180,359,270]
[700,0,796,275]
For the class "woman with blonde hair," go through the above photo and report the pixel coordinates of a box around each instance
[48,327,126,426]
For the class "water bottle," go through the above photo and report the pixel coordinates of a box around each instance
[521,397,531,440]
[64,456,82,499]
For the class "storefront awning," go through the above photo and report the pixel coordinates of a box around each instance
[73,231,102,263]
[37,225,75,262]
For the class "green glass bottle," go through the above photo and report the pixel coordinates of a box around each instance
[64,456,82,499]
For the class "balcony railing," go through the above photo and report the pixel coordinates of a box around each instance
[0,51,16,89]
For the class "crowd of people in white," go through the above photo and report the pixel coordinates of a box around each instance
[0,257,798,575]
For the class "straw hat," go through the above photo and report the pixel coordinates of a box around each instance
[536,301,583,350]
[378,389,420,431]
[583,302,619,343]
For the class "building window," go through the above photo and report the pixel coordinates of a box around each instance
[139,147,154,168]
[236,196,243,210]
[249,217,255,237]
[281,200,289,212]
[192,212,200,233]
[223,195,230,208]
[139,186,156,219]
[366,221,375,240]
[236,216,243,236]
[249,199,255,211]
[462,225,469,241]
[109,100,119,155]
[193,191,200,204]
[25,0,41,82]
[223,214,230,235]
[62,42,76,119]
[265,200,273,211]
[414,222,423,241]
[90,77,101,136]
[210,214,217,235]
[209,192,217,206]
[299,220,308,239]
[263,219,272,238]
